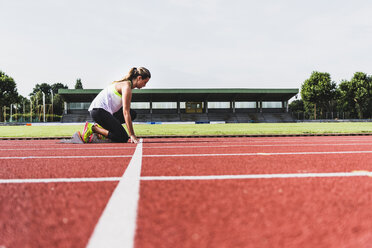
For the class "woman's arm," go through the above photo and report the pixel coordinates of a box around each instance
[121,83,138,143]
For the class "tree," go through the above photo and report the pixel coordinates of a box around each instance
[17,95,31,114]
[30,82,67,103]
[288,99,305,113]
[29,83,53,115]
[288,99,305,119]
[368,75,372,118]
[0,70,19,107]
[51,83,68,95]
[75,78,83,89]
[29,82,68,116]
[301,71,337,119]
[30,83,52,97]
[338,72,372,119]
[51,83,68,115]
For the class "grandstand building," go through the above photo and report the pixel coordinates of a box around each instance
[58,88,298,123]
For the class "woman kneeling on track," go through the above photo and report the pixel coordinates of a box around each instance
[82,67,151,144]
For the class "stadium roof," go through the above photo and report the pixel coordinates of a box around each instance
[58,88,299,102]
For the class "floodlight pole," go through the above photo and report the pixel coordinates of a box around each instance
[30,97,33,122]
[10,104,13,122]
[42,92,46,122]
[50,89,54,121]
[23,101,25,121]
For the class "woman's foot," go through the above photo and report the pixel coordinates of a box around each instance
[82,122,94,143]
[93,124,106,140]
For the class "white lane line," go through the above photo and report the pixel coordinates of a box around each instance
[143,143,372,149]
[2,171,372,184]
[141,171,372,181]
[1,150,371,160]
[0,147,136,151]
[87,140,143,248]
[143,150,372,157]
[1,142,371,151]
[205,139,372,144]
[2,150,372,160]
[0,155,132,159]
[0,177,121,184]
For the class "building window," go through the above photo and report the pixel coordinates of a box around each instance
[152,102,177,109]
[185,102,203,113]
[235,102,256,108]
[131,102,150,109]
[68,102,91,110]
[262,102,282,108]
[208,102,230,109]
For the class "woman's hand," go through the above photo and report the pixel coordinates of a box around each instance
[130,135,139,144]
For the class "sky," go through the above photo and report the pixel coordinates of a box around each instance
[1,0,372,97]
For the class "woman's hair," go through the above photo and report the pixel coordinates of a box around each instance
[115,67,151,83]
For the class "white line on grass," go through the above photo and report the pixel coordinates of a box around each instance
[143,150,372,157]
[86,140,143,248]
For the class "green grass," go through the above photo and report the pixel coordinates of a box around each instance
[0,122,371,138]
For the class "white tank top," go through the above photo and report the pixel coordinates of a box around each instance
[88,84,123,114]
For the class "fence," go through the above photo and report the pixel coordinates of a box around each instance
[0,105,61,123]
[291,111,363,121]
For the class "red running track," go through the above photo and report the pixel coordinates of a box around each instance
[0,136,372,248]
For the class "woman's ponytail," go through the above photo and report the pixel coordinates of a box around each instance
[116,67,151,83]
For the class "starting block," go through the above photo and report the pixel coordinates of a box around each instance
[60,132,112,144]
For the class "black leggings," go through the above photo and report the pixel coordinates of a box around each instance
[90,108,137,143]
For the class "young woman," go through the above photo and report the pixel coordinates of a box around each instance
[82,67,151,143]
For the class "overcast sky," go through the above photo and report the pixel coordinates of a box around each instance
[1,0,372,97]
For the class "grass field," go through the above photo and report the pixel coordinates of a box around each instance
[0,122,371,138]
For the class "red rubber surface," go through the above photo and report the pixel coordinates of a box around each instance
[0,182,117,248]
[0,136,372,248]
[142,154,372,176]
[0,148,135,157]
[0,157,131,179]
[143,144,372,155]
[136,178,372,248]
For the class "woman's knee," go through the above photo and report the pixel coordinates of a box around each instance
[113,108,137,123]
[108,131,129,143]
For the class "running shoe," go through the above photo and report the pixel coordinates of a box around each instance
[93,123,106,140]
[82,122,94,143]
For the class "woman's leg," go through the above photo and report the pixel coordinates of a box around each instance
[92,125,108,137]
[90,108,129,142]
[113,108,137,124]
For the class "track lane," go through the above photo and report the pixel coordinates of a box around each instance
[0,140,136,179]
[1,136,372,248]
[143,136,372,146]
[0,182,118,248]
[143,144,372,155]
[135,178,372,248]
[0,148,135,157]
[0,140,139,248]
[0,157,131,179]
[141,136,372,177]
[142,153,372,177]
[0,140,137,148]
